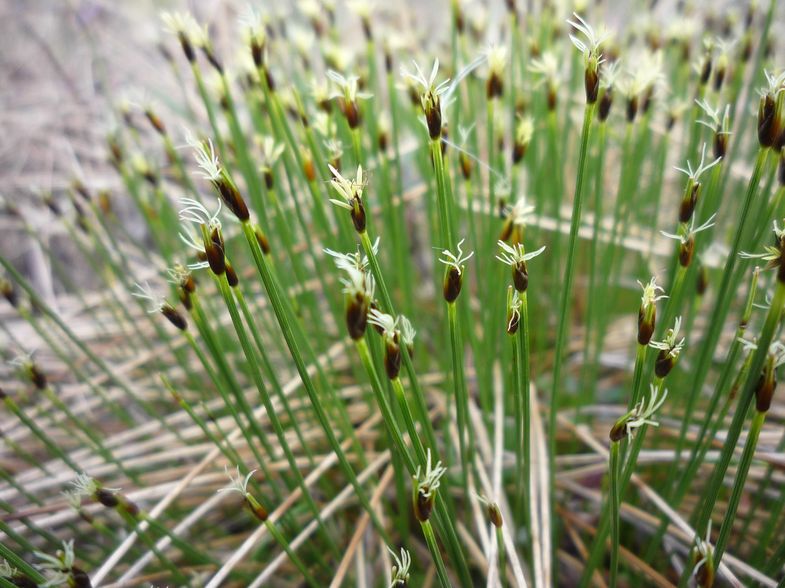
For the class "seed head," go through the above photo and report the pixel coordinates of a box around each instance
[609,384,668,442]
[496,241,545,292]
[327,70,372,128]
[439,238,474,302]
[388,546,412,587]
[71,473,121,509]
[506,288,522,335]
[692,522,715,588]
[217,465,267,522]
[185,131,249,221]
[661,213,717,268]
[567,13,608,103]
[528,52,560,110]
[753,341,785,412]
[36,540,86,588]
[500,197,536,242]
[650,317,686,378]
[161,11,201,61]
[485,44,507,99]
[178,198,226,275]
[239,5,267,66]
[513,115,534,163]
[402,59,451,139]
[740,220,785,283]
[696,99,732,159]
[259,136,285,188]
[368,309,404,379]
[637,277,666,345]
[324,237,380,273]
[477,494,503,528]
[339,266,375,340]
[674,143,723,183]
[328,164,367,233]
[413,448,447,522]
[757,70,785,147]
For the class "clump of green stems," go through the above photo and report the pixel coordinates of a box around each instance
[1,1,785,586]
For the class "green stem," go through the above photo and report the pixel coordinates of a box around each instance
[549,101,596,545]
[713,409,767,566]
[447,301,470,494]
[422,519,452,588]
[609,440,622,588]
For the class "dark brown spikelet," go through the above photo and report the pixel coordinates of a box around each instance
[178,32,195,62]
[255,226,271,255]
[512,262,529,292]
[71,567,93,588]
[202,47,224,74]
[351,198,367,234]
[426,100,442,140]
[443,266,462,302]
[679,182,700,223]
[690,544,715,587]
[654,350,675,379]
[713,64,726,92]
[460,152,472,179]
[1,278,18,308]
[341,98,362,129]
[584,67,600,104]
[179,287,193,311]
[512,141,526,164]
[181,272,196,294]
[609,419,628,442]
[755,363,776,413]
[599,87,613,121]
[303,156,316,182]
[144,110,166,135]
[414,488,434,522]
[246,494,268,522]
[699,54,712,86]
[251,39,264,67]
[487,502,503,528]
[546,85,558,111]
[95,488,120,508]
[506,309,520,335]
[697,264,709,296]
[207,228,227,275]
[346,292,370,340]
[637,306,656,346]
[641,85,654,114]
[225,262,239,287]
[626,95,638,123]
[361,17,372,41]
[499,218,514,243]
[487,73,503,100]
[384,336,402,380]
[162,304,187,331]
[216,179,250,222]
[679,237,695,268]
[29,364,47,390]
[714,129,728,160]
[9,575,38,588]
[120,496,140,517]
[758,94,779,148]
[72,180,91,203]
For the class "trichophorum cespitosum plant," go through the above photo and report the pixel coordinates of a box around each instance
[3,0,785,586]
